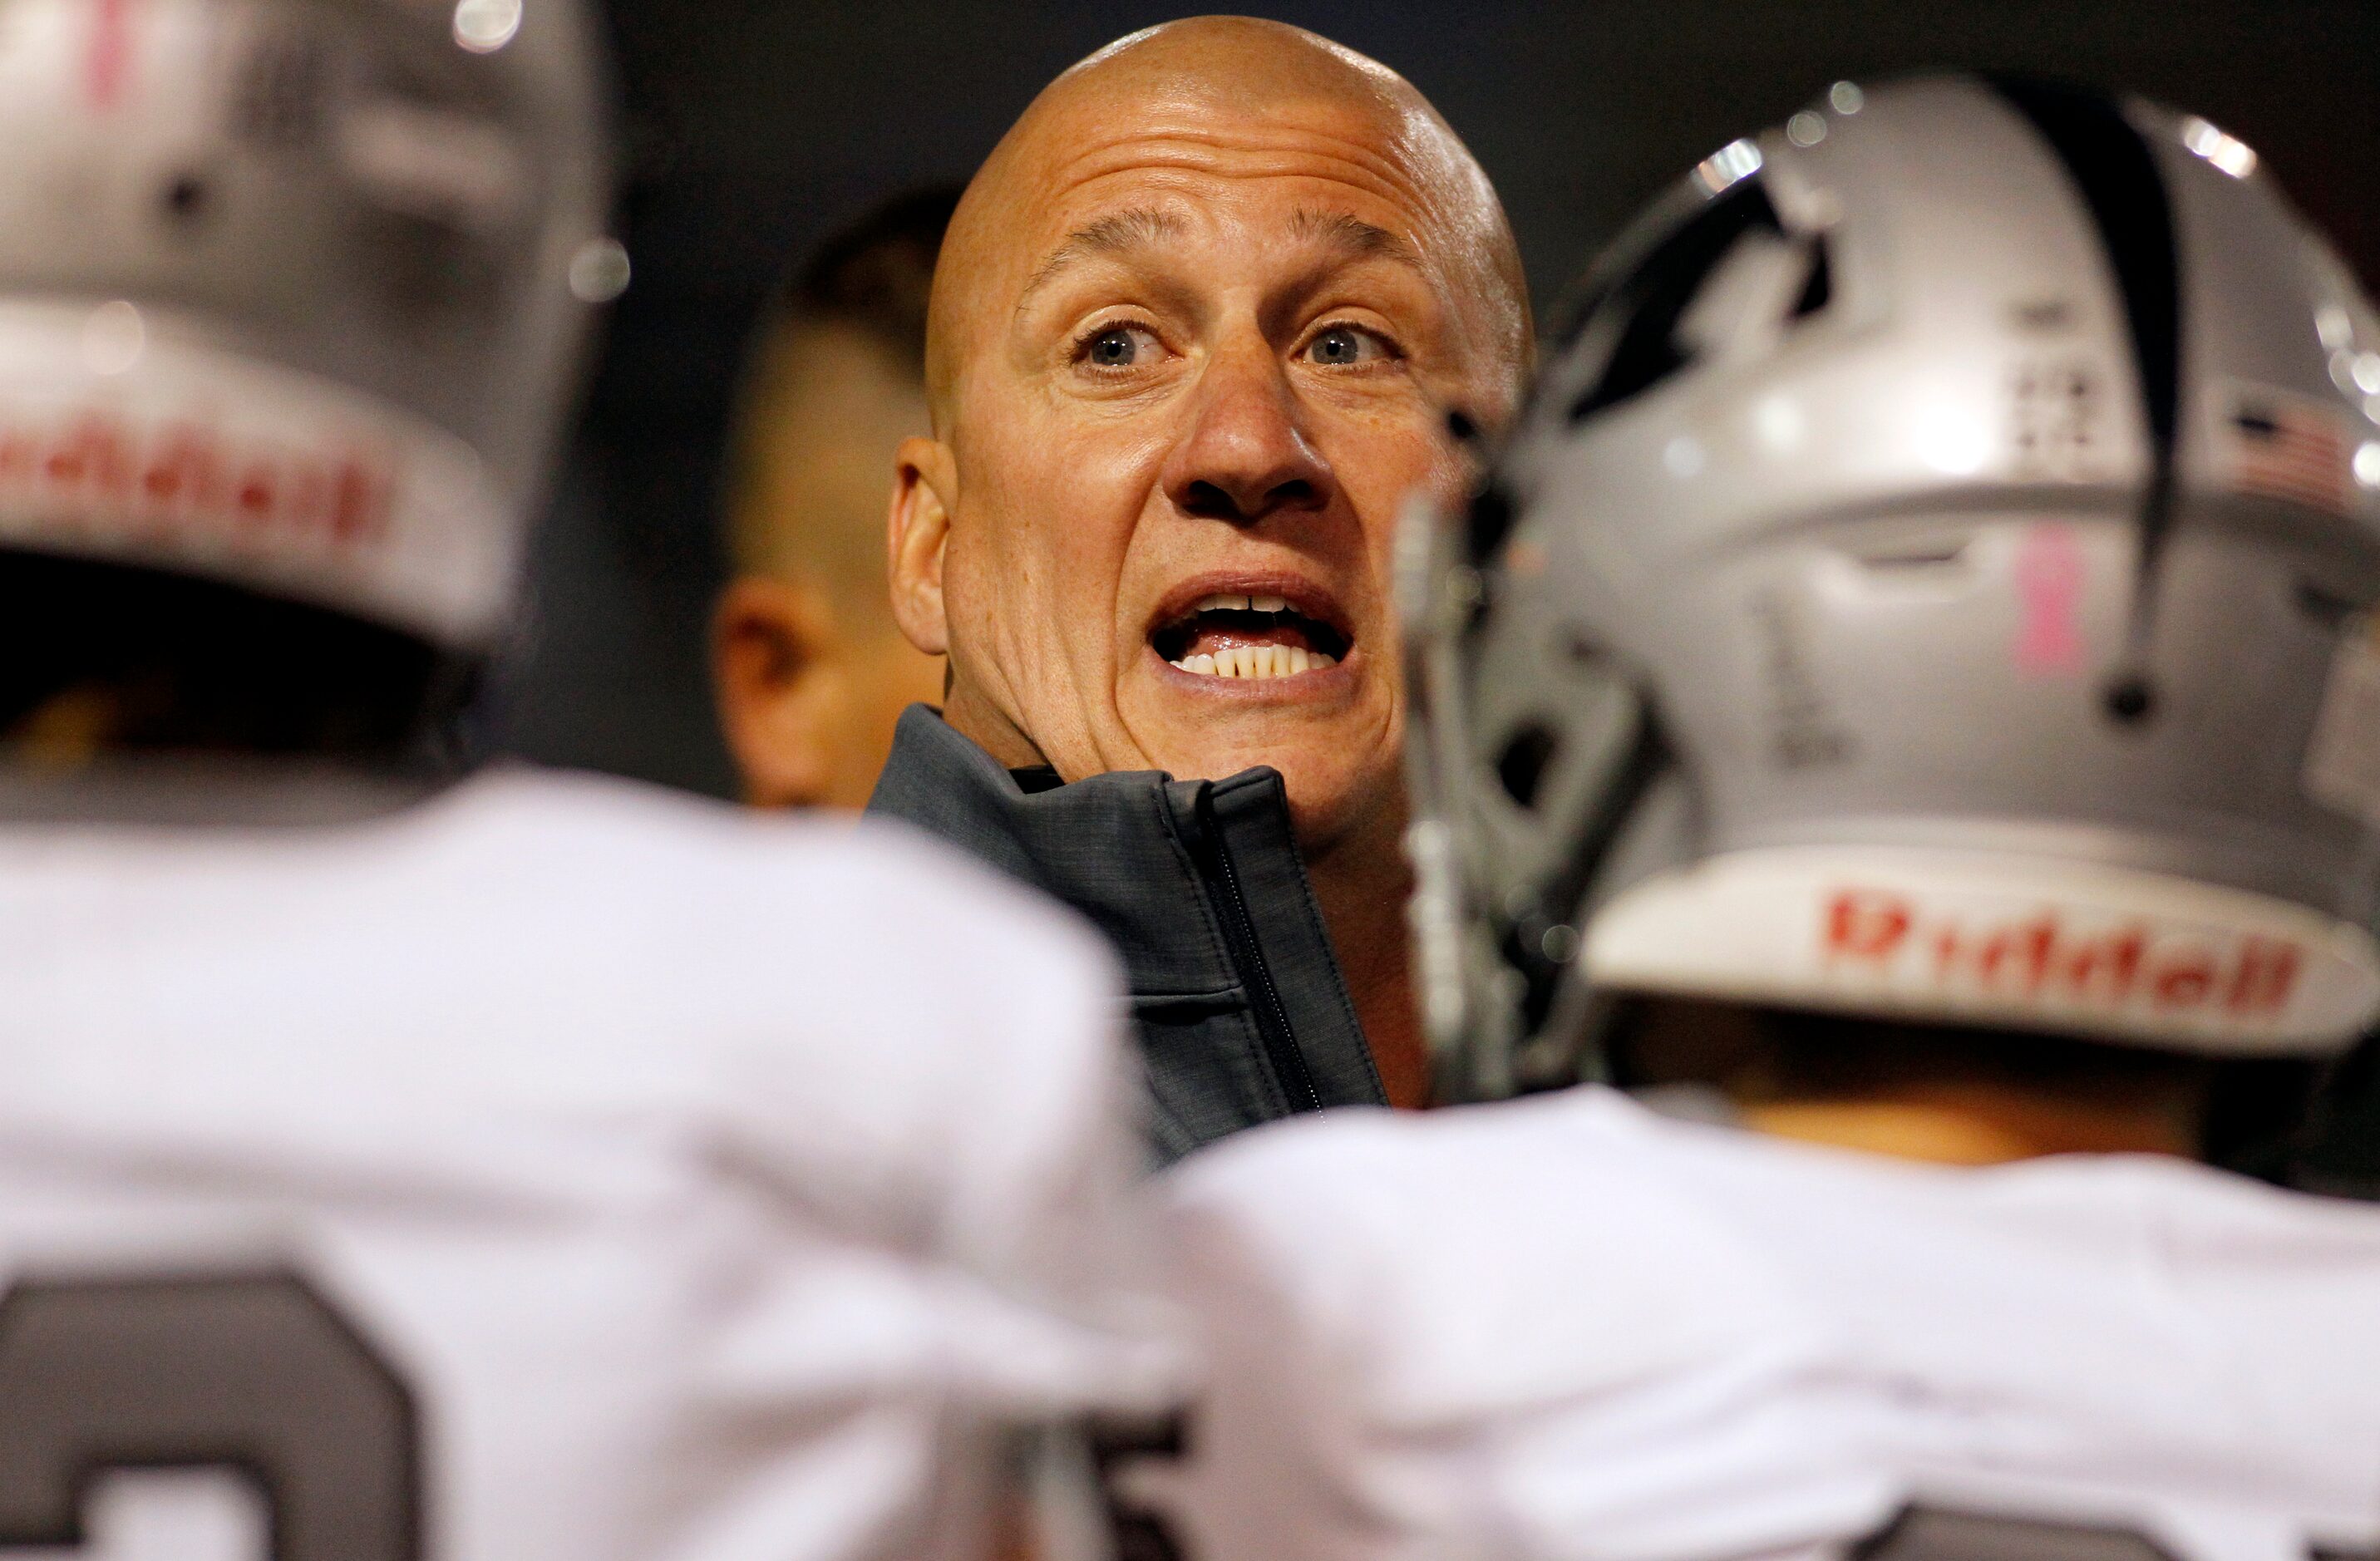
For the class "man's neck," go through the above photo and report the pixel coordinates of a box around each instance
[940,681,1049,772]
[1739,1083,2198,1166]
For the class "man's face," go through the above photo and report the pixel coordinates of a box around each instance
[914,86,1520,851]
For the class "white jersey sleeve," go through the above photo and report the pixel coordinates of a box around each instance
[1156,1087,2380,1561]
[0,767,1180,1561]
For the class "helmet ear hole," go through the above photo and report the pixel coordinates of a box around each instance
[160,173,211,228]
[1496,724,1561,809]
[1789,235,1832,320]
[2294,578,2358,633]
[2102,675,2157,725]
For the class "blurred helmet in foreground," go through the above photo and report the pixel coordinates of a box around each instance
[1406,75,2380,1102]
[0,0,609,650]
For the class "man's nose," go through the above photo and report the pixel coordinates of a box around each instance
[1161,345,1336,524]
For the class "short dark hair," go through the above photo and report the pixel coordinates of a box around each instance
[723,184,963,582]
[1605,996,2243,1150]
[1604,994,2345,1172]
[771,184,962,367]
[0,549,471,767]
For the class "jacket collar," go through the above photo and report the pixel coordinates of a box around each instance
[866,706,1238,1003]
[867,706,1387,1159]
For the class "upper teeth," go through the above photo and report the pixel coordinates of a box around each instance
[1195,592,1292,614]
[1172,646,1336,679]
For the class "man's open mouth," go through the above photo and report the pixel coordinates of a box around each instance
[1151,591,1353,681]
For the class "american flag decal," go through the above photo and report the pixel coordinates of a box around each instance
[2229,390,2353,517]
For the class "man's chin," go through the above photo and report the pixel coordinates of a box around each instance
[1116,667,1397,836]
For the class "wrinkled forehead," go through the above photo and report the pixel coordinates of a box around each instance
[928,44,1529,425]
[996,86,1481,286]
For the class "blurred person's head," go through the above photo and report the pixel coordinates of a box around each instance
[713,187,959,810]
[891,17,1530,863]
[0,0,608,780]
[1407,75,2380,1164]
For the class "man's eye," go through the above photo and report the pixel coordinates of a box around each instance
[1083,325,1161,369]
[1303,326,1392,367]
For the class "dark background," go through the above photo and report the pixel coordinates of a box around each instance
[489,0,2380,797]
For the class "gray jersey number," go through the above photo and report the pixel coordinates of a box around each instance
[0,1273,420,1560]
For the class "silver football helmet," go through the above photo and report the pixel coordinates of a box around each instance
[0,0,609,649]
[1407,75,2380,1103]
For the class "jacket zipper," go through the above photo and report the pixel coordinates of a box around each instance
[1196,788,1323,1115]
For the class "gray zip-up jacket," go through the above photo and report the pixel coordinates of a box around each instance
[867,706,1387,1165]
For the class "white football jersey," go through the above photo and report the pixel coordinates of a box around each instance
[1158,1086,2380,1561]
[0,766,1177,1561]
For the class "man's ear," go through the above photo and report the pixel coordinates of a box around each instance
[711,574,841,809]
[889,436,956,657]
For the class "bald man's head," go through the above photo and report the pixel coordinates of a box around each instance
[927,17,1528,427]
[888,16,1531,972]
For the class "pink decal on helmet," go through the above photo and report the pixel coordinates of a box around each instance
[85,0,132,112]
[2013,524,2087,676]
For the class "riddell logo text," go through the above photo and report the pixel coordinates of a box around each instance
[1821,887,2303,1017]
[0,408,392,552]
